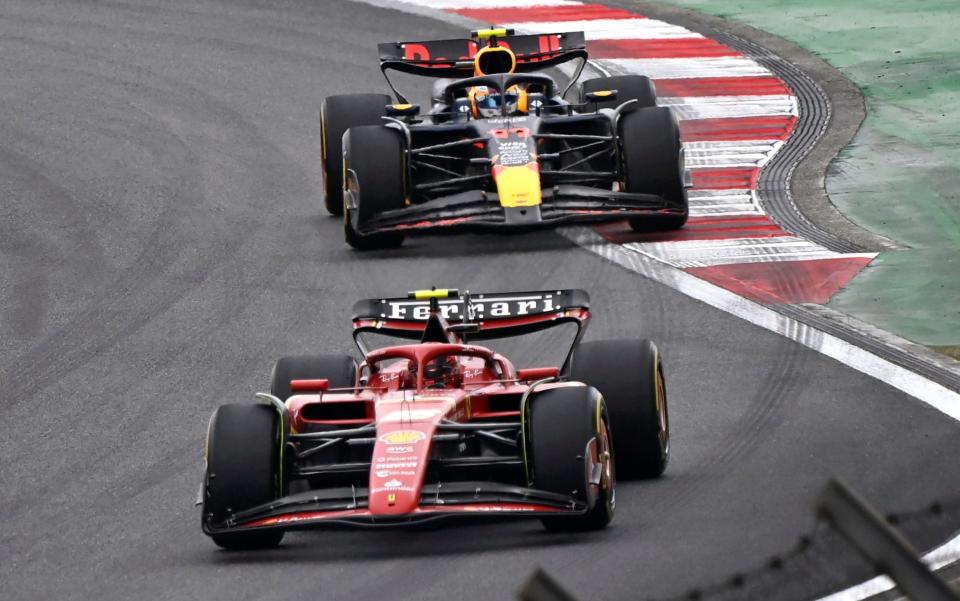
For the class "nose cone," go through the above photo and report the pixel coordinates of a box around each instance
[368,427,432,515]
[494,162,541,208]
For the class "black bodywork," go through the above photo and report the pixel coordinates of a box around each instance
[346,32,687,236]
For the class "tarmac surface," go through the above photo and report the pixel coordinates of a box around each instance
[2,1,959,600]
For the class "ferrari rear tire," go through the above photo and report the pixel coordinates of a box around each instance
[343,125,406,250]
[581,74,656,110]
[203,404,284,549]
[620,106,688,231]
[270,354,357,401]
[571,339,669,480]
[527,386,615,531]
[320,93,390,216]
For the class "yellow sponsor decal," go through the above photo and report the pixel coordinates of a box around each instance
[474,28,509,40]
[380,430,426,444]
[495,165,542,208]
[413,289,451,300]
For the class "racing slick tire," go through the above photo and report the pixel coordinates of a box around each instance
[527,386,615,531]
[270,354,357,401]
[320,93,390,216]
[620,106,689,231]
[581,74,656,110]
[203,404,284,550]
[571,339,669,480]
[343,125,406,250]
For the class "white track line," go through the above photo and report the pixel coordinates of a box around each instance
[688,190,762,217]
[690,206,762,217]
[600,56,771,79]
[624,236,877,268]
[560,226,960,420]
[660,95,798,119]
[685,140,783,169]
[689,189,756,200]
[510,19,703,40]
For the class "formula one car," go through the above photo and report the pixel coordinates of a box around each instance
[200,288,670,548]
[320,28,690,249]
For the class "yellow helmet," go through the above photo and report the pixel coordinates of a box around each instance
[468,85,528,119]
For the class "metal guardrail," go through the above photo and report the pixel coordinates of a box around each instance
[518,479,960,601]
[818,480,958,601]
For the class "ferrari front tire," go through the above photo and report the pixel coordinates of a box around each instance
[343,125,405,250]
[571,339,669,479]
[203,404,284,549]
[527,386,615,531]
[320,93,391,216]
[620,106,688,231]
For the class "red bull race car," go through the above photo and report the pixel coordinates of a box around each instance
[320,28,690,249]
[200,288,670,549]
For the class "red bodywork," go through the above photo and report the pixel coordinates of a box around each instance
[279,343,579,523]
[203,289,599,533]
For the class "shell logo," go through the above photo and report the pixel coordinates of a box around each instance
[379,430,426,445]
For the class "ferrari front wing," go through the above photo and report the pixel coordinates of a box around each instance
[202,481,590,534]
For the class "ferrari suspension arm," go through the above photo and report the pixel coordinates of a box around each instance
[436,421,521,431]
[289,424,376,441]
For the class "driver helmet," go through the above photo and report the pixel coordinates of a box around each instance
[423,356,459,388]
[468,85,526,119]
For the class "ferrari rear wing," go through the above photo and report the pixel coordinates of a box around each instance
[351,288,591,347]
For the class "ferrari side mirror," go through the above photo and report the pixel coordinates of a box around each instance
[517,367,560,381]
[290,378,330,393]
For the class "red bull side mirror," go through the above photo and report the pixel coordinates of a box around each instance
[386,103,420,116]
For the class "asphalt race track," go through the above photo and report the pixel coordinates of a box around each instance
[1,2,959,600]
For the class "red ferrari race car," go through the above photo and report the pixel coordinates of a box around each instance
[200,288,670,549]
[320,27,690,249]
